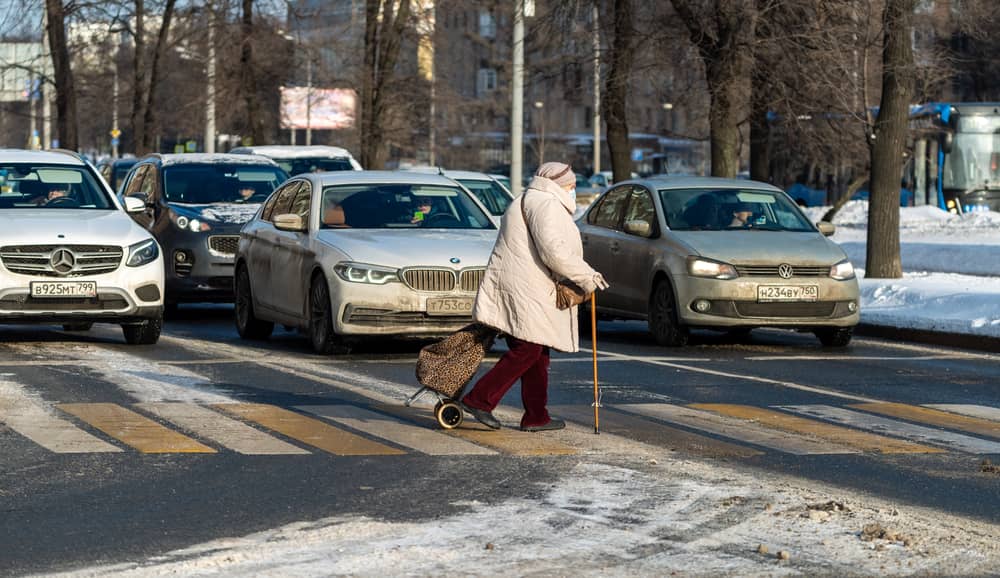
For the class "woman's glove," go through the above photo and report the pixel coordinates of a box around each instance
[593,272,609,291]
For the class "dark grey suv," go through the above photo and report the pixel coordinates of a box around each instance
[119,153,288,310]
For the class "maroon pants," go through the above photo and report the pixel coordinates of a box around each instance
[461,336,552,428]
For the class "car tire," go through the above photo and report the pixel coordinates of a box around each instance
[309,274,339,354]
[649,279,689,347]
[815,327,853,347]
[122,314,162,345]
[62,322,93,332]
[235,264,273,340]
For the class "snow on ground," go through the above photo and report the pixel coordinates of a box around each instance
[802,201,1000,337]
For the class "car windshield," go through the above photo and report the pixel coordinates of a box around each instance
[0,164,114,210]
[277,157,355,176]
[163,164,288,204]
[320,183,494,229]
[660,188,814,232]
[456,178,512,216]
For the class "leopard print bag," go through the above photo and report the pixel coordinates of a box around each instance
[416,323,498,398]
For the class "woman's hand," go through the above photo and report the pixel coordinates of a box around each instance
[593,273,609,291]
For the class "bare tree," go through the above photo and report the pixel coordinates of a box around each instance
[240,0,264,145]
[360,0,413,169]
[866,0,915,279]
[603,0,634,183]
[127,0,177,154]
[45,0,78,150]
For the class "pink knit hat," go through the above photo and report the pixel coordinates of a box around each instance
[536,162,576,188]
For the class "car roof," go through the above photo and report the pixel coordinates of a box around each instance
[636,175,784,192]
[309,170,464,188]
[229,145,355,159]
[0,148,86,166]
[148,153,280,167]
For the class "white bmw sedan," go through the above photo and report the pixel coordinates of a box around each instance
[234,171,498,353]
[0,149,164,344]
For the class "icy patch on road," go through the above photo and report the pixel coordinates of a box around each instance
[43,461,1000,577]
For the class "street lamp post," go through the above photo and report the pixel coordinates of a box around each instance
[534,100,545,166]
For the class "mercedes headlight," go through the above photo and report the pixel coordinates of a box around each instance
[687,256,738,280]
[829,259,856,280]
[126,238,160,267]
[333,262,399,285]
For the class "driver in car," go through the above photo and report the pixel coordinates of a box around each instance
[236,185,257,203]
[410,196,434,224]
[728,202,755,228]
[32,183,71,206]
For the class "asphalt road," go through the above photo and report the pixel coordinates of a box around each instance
[1,306,998,575]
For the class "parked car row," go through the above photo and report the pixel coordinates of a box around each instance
[0,146,859,349]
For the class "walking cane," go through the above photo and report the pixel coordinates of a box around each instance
[591,293,600,434]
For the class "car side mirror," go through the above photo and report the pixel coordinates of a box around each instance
[624,219,652,238]
[816,221,836,237]
[274,213,306,232]
[123,196,146,213]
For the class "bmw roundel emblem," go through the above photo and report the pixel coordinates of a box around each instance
[450,257,461,264]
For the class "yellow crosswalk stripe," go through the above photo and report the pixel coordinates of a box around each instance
[850,403,1000,440]
[58,403,215,454]
[137,403,310,455]
[214,403,405,456]
[689,404,943,454]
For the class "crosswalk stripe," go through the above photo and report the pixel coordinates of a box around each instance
[777,405,1000,454]
[850,402,1000,440]
[925,404,1000,424]
[691,404,941,454]
[298,405,497,455]
[616,403,859,455]
[214,403,406,456]
[58,403,215,453]
[0,389,121,454]
[137,403,310,455]
[554,405,763,458]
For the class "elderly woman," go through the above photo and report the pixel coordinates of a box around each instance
[460,162,608,432]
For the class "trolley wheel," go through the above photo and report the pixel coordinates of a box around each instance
[435,401,464,429]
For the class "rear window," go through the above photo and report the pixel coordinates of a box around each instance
[277,157,355,176]
[0,164,114,210]
[163,164,288,204]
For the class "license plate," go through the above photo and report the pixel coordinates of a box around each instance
[30,281,97,299]
[757,285,818,302]
[426,297,474,316]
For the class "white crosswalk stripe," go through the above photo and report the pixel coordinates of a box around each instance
[137,402,310,455]
[0,381,121,454]
[777,405,1000,454]
[924,404,1000,424]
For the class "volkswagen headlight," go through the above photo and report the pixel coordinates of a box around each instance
[687,256,738,280]
[829,259,856,280]
[126,238,160,267]
[333,262,399,285]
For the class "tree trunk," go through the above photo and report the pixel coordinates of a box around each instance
[707,68,742,178]
[45,0,77,150]
[749,66,768,182]
[130,0,146,154]
[240,0,263,146]
[866,0,915,279]
[360,0,412,169]
[140,0,176,153]
[603,0,634,184]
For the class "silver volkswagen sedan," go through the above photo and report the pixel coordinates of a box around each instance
[578,176,860,347]
[234,171,498,353]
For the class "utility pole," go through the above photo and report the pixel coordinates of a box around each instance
[592,2,601,175]
[205,4,216,154]
[305,54,312,146]
[41,8,51,149]
[510,0,525,196]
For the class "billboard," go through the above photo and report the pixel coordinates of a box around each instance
[280,87,356,130]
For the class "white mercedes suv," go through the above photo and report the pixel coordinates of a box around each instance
[0,149,165,344]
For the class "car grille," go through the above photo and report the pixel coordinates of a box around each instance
[208,235,240,256]
[735,265,829,277]
[0,245,123,277]
[345,307,473,327]
[0,294,129,311]
[734,302,836,318]
[402,269,457,292]
[459,269,486,292]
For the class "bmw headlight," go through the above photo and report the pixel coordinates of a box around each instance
[172,213,211,232]
[333,262,399,285]
[126,238,160,267]
[829,259,856,280]
[687,256,738,280]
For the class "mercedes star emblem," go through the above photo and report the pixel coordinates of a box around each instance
[50,248,76,275]
[777,263,794,279]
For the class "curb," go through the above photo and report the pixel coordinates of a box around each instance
[856,324,1000,354]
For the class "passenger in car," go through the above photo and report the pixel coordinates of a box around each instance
[322,199,350,228]
[683,194,720,229]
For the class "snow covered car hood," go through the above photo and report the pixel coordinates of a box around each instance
[169,203,260,225]
[0,209,153,246]
[673,230,849,265]
[316,229,498,269]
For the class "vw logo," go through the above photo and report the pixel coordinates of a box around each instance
[50,248,76,275]
[777,263,794,279]
[450,257,461,264]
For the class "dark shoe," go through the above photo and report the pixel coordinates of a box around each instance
[459,401,501,430]
[520,419,566,432]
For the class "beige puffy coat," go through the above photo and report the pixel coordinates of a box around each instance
[472,176,600,352]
